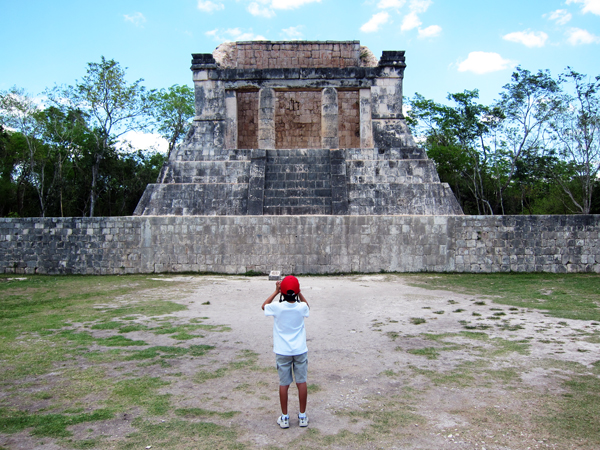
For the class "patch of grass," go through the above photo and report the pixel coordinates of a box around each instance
[59,330,148,347]
[113,418,243,450]
[71,438,106,449]
[0,275,188,381]
[406,347,440,359]
[405,273,600,321]
[90,321,122,330]
[118,324,149,333]
[150,323,230,338]
[175,408,240,419]
[0,407,113,438]
[126,344,214,361]
[307,383,321,393]
[194,368,228,384]
[111,376,171,415]
[386,331,400,340]
[337,395,425,431]
[171,331,201,340]
[408,364,475,387]
[410,317,426,325]
[193,350,262,384]
[486,368,521,383]
[485,338,531,357]
[496,322,525,331]
[538,374,600,445]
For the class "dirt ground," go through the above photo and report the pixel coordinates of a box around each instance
[155,274,598,449]
[2,274,599,450]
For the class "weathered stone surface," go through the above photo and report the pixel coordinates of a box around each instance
[1,215,598,275]
[135,41,461,216]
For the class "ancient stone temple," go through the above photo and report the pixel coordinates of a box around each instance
[134,41,463,216]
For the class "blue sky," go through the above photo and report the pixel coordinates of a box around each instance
[1,0,599,148]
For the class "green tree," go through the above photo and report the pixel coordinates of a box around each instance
[408,90,501,214]
[49,57,152,217]
[149,84,195,158]
[37,106,89,216]
[0,86,58,217]
[549,68,600,214]
[495,67,560,213]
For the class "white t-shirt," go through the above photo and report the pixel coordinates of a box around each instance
[264,300,310,356]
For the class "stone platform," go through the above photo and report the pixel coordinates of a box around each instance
[134,41,463,216]
[2,215,598,275]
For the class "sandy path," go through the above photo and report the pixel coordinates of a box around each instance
[155,274,599,449]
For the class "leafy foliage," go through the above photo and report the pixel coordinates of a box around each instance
[407,66,600,215]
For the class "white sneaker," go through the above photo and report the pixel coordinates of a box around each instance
[277,415,289,429]
[298,414,309,427]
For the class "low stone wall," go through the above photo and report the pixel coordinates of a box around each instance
[1,215,598,275]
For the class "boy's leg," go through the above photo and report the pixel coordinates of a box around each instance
[292,352,309,415]
[276,354,294,418]
[279,385,290,415]
[297,382,307,413]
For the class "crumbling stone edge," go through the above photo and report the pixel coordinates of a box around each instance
[0,215,598,275]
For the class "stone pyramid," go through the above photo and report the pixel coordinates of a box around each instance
[134,41,463,216]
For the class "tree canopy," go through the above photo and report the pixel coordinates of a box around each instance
[407,66,600,215]
[1,58,598,217]
[0,57,193,218]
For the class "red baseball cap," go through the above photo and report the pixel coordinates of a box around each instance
[280,275,300,295]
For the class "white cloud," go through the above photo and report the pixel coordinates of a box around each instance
[418,24,441,38]
[124,12,146,27]
[282,25,304,39]
[566,0,600,15]
[271,0,321,10]
[566,27,600,44]
[248,2,276,17]
[409,0,431,13]
[399,0,431,32]
[547,9,572,25]
[197,0,225,13]
[457,51,515,74]
[205,28,267,41]
[503,30,548,48]
[360,12,390,33]
[401,11,421,31]
[377,0,405,8]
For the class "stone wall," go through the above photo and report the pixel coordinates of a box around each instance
[213,41,363,69]
[237,91,259,149]
[275,91,322,149]
[338,90,360,148]
[1,215,598,275]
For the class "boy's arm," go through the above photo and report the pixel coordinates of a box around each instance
[261,281,281,310]
[298,291,309,308]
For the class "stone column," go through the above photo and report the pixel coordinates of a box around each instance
[224,90,237,149]
[258,88,276,149]
[190,53,228,157]
[247,149,266,215]
[359,89,373,148]
[371,51,415,148]
[321,87,339,149]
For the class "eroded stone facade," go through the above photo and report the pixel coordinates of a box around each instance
[135,41,463,216]
[2,215,599,275]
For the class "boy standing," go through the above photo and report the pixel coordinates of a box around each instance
[262,275,310,429]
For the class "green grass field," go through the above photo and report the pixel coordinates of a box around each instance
[0,273,598,449]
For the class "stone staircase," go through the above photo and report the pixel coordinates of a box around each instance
[263,149,333,215]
